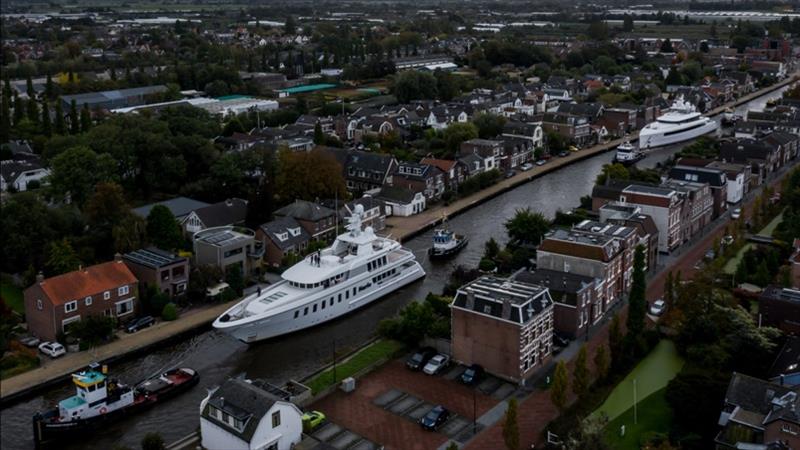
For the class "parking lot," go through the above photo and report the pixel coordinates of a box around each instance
[310,356,516,450]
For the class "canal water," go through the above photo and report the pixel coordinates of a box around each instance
[0,83,791,450]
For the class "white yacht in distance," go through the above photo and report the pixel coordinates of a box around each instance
[213,205,425,343]
[639,96,719,149]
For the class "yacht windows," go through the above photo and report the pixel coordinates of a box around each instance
[313,304,317,313]
[294,311,299,319]
[663,121,707,136]
[304,307,308,316]
[321,301,326,310]
[329,298,334,306]
[346,290,350,299]
[338,293,342,303]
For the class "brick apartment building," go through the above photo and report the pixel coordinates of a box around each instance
[24,259,139,341]
[619,184,683,253]
[123,247,190,298]
[451,276,554,383]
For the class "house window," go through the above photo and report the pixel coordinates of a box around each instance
[118,285,129,296]
[271,411,281,428]
[103,291,110,300]
[85,296,92,306]
[266,444,278,450]
[36,299,43,310]
[65,301,78,313]
[115,298,134,317]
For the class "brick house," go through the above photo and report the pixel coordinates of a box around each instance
[23,259,140,341]
[619,184,684,253]
[257,216,311,267]
[536,228,626,316]
[420,157,469,192]
[513,269,599,340]
[715,373,800,450]
[388,162,446,201]
[669,164,729,218]
[123,248,190,298]
[451,276,554,383]
[759,286,800,334]
[273,200,337,242]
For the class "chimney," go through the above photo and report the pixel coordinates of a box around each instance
[36,272,44,283]
[466,291,475,310]
[114,253,122,262]
[501,299,512,319]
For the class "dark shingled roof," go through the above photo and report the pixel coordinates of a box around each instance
[452,276,552,324]
[724,372,798,419]
[260,216,311,251]
[201,378,287,444]
[768,336,800,381]
[193,198,248,228]
[375,186,419,204]
[132,197,210,220]
[274,199,335,222]
[513,269,594,306]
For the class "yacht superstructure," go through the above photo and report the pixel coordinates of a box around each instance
[639,96,719,149]
[213,205,425,343]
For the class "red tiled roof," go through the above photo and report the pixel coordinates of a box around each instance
[420,157,456,172]
[36,261,138,305]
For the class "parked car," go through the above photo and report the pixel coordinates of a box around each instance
[569,146,579,152]
[721,235,734,246]
[19,335,40,348]
[420,405,450,431]
[302,411,327,432]
[558,150,570,157]
[505,170,516,179]
[125,316,155,333]
[423,354,450,375]
[704,249,716,261]
[731,208,741,219]
[649,299,667,316]
[38,342,66,358]
[520,163,534,171]
[460,364,484,385]
[406,347,436,371]
[535,159,546,166]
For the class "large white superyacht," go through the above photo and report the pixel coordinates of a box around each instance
[213,205,426,343]
[639,96,719,149]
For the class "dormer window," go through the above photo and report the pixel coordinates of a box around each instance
[289,227,301,237]
[277,232,289,242]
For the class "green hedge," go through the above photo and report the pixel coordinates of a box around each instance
[305,339,404,395]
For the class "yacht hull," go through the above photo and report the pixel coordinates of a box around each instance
[639,120,718,149]
[218,262,426,343]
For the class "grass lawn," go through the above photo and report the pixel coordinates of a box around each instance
[758,211,783,237]
[0,276,24,314]
[723,243,753,275]
[592,340,684,422]
[305,339,404,395]
[604,388,672,450]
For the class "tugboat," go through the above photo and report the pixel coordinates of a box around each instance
[613,140,644,166]
[33,363,199,448]
[428,220,468,259]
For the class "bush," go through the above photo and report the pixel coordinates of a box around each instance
[70,315,116,347]
[479,258,496,271]
[161,303,178,321]
[141,432,166,450]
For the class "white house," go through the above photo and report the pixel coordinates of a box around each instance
[374,186,426,217]
[200,378,303,450]
[0,159,50,192]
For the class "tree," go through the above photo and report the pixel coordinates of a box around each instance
[275,148,347,202]
[13,94,24,126]
[26,74,34,98]
[484,237,500,260]
[443,122,479,155]
[284,15,296,35]
[146,205,184,251]
[54,100,66,134]
[26,98,39,124]
[595,163,629,185]
[435,70,460,101]
[41,101,52,137]
[572,345,590,398]
[45,73,54,99]
[660,38,674,53]
[391,71,438,103]
[49,146,117,205]
[80,103,91,132]
[550,360,569,411]
[225,264,244,296]
[0,94,10,142]
[609,314,624,368]
[141,432,166,450]
[665,67,684,86]
[69,99,79,134]
[472,113,507,139]
[587,21,609,41]
[505,208,550,247]
[113,214,147,254]
[623,14,634,32]
[161,303,178,321]
[626,246,648,342]
[313,122,324,144]
[46,238,82,275]
[502,397,520,450]
[594,344,610,382]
